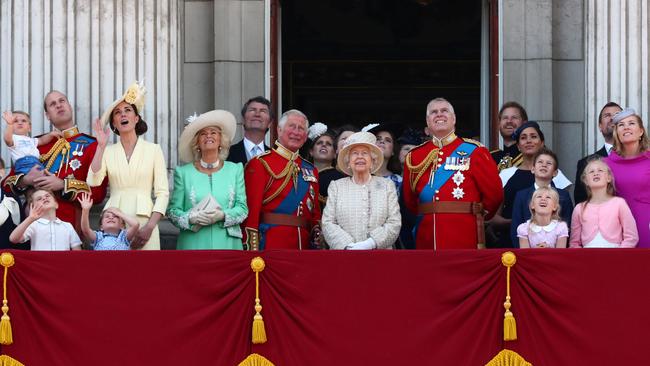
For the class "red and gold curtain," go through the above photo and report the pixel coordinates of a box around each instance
[0,249,649,365]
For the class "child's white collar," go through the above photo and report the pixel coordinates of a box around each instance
[529,219,558,233]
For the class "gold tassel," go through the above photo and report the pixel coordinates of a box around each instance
[501,252,517,341]
[250,257,267,344]
[238,353,275,366]
[0,253,15,345]
[484,349,532,366]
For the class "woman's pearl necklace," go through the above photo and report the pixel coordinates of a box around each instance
[200,159,219,169]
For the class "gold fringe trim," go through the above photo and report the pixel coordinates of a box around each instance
[258,158,300,204]
[485,349,532,366]
[40,138,71,172]
[0,253,14,345]
[238,353,275,366]
[502,252,517,341]
[405,148,439,192]
[0,355,25,366]
[250,257,267,344]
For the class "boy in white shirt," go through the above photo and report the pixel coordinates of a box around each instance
[2,110,61,174]
[9,189,82,250]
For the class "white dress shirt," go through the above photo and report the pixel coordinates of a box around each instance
[22,218,82,250]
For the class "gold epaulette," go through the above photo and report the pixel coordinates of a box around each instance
[462,138,484,147]
[489,148,500,154]
[511,153,524,167]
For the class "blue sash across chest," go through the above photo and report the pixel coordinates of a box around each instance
[412,142,478,240]
[418,142,478,204]
[43,135,94,174]
[259,160,310,249]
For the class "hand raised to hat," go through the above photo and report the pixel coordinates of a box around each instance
[93,118,110,149]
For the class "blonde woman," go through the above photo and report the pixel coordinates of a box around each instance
[605,108,650,246]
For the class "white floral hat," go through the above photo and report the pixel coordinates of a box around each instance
[336,131,384,175]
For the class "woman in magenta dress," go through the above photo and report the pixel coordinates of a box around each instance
[605,108,650,247]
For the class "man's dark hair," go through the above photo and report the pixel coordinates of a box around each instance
[498,101,528,121]
[597,102,622,122]
[241,96,274,120]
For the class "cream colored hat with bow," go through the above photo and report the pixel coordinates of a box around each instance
[178,110,237,163]
[100,81,147,129]
[336,131,384,175]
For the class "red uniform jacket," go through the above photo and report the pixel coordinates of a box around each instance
[402,135,503,249]
[2,127,107,232]
[242,143,321,250]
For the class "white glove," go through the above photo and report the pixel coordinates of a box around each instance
[189,209,213,226]
[213,209,225,223]
[346,238,376,250]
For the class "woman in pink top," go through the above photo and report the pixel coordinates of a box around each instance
[604,108,650,247]
[569,158,638,248]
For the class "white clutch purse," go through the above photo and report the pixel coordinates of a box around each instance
[189,194,221,232]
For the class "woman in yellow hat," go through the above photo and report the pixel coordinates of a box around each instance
[87,82,169,249]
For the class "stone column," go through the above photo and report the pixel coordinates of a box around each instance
[182,0,267,142]
[501,0,585,180]
[585,0,650,151]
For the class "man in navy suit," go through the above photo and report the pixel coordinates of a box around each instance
[574,102,621,203]
[227,96,273,165]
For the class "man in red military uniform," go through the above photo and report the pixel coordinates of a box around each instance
[2,91,107,233]
[243,109,321,250]
[402,98,503,250]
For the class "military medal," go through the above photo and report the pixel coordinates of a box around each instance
[309,185,315,200]
[452,187,465,199]
[452,171,465,185]
[69,159,81,171]
[72,144,85,156]
[302,167,317,182]
[460,157,470,171]
[451,171,465,200]
[306,198,314,212]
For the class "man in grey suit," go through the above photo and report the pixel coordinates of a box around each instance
[574,102,621,203]
[227,96,273,165]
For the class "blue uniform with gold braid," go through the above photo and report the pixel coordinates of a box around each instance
[2,126,107,231]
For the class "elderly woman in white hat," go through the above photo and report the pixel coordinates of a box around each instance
[88,81,169,249]
[322,131,401,249]
[167,110,248,249]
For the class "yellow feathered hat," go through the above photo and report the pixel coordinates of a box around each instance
[100,81,147,131]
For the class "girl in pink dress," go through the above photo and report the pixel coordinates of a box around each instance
[517,186,569,248]
[569,158,638,248]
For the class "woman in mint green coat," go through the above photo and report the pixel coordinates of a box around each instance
[167,110,248,249]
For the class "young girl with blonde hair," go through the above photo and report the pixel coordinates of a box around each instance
[569,157,638,247]
[517,186,569,248]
